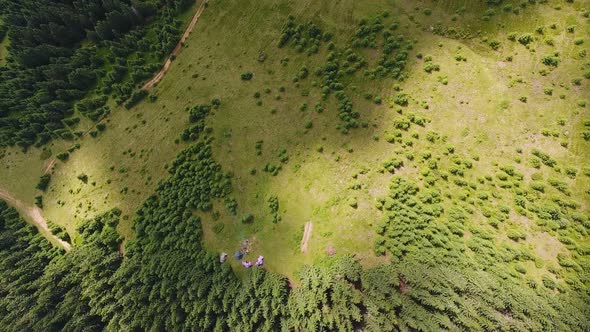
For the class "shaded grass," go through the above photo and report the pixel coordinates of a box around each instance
[0,37,7,66]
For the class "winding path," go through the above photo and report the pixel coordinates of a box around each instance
[0,187,71,251]
[0,1,212,253]
[0,1,211,253]
[143,0,208,89]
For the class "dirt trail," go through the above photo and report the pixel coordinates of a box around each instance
[143,0,208,89]
[0,1,209,253]
[43,158,56,174]
[0,187,71,251]
[300,222,313,253]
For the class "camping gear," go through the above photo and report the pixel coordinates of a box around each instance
[234,250,244,260]
[241,239,251,253]
[242,261,253,268]
[255,256,264,266]
[220,252,228,263]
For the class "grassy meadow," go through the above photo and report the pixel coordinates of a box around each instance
[0,0,588,282]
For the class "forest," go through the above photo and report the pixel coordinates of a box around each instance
[1,0,589,331]
[0,0,189,148]
[2,144,588,330]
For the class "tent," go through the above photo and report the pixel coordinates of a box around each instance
[234,250,244,260]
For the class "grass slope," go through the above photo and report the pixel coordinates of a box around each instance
[0,0,588,282]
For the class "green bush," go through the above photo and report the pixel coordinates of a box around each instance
[124,90,148,109]
[542,55,559,67]
[542,275,556,289]
[565,167,577,179]
[56,152,70,161]
[34,195,43,208]
[240,213,254,223]
[518,34,534,45]
[240,72,253,80]
[77,173,89,183]
[36,175,51,191]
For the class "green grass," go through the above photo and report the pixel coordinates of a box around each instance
[0,0,588,282]
[0,36,8,66]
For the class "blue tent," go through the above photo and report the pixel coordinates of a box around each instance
[234,250,244,260]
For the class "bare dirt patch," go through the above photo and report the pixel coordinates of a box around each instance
[530,232,563,264]
[43,158,56,174]
[143,0,208,89]
[0,187,71,251]
[300,221,313,253]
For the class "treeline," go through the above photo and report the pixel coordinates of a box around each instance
[0,200,107,330]
[0,0,189,149]
[2,140,588,331]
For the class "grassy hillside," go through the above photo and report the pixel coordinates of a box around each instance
[1,0,589,281]
[1,0,589,330]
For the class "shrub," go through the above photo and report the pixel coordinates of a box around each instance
[393,93,409,106]
[424,62,440,73]
[297,66,309,80]
[383,157,403,173]
[124,89,148,109]
[542,55,559,67]
[531,149,556,167]
[518,34,534,45]
[268,196,281,223]
[508,32,517,41]
[548,178,570,195]
[36,175,51,191]
[77,173,89,183]
[393,116,411,130]
[240,72,253,80]
[542,275,556,289]
[530,182,545,192]
[240,213,254,224]
[515,264,527,274]
[56,152,70,161]
[34,196,43,208]
[507,229,526,241]
[565,167,577,178]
